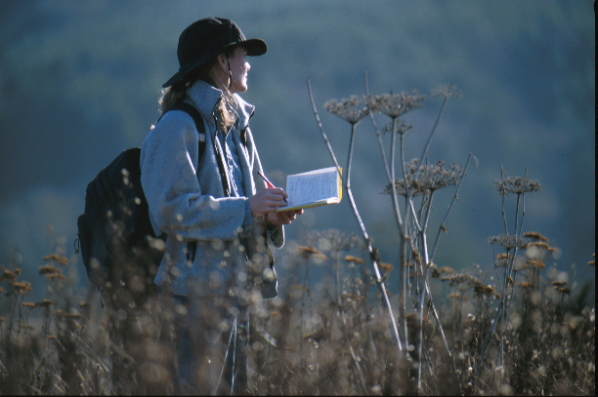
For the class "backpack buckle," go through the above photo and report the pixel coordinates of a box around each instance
[74,233,80,254]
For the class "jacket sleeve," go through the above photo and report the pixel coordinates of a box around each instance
[248,137,285,249]
[140,112,247,241]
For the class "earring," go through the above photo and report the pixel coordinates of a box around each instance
[226,56,233,90]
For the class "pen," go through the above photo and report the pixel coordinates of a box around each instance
[257,171,288,204]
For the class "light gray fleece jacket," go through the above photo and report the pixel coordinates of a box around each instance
[140,80,283,298]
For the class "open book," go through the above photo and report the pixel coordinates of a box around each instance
[276,166,342,212]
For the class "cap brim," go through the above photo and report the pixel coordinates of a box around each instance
[163,38,267,88]
[228,38,267,56]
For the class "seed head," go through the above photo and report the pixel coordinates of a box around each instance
[528,242,550,250]
[522,232,549,242]
[517,281,533,289]
[0,270,17,283]
[46,273,66,282]
[367,90,425,118]
[36,299,53,308]
[527,260,545,269]
[378,262,394,273]
[297,246,327,260]
[488,234,527,250]
[13,281,32,295]
[495,174,541,195]
[383,159,464,196]
[39,265,61,275]
[324,95,369,124]
[441,273,484,292]
[43,254,69,266]
[428,263,438,275]
[431,83,462,100]
[474,284,496,295]
[439,266,456,274]
[344,255,364,264]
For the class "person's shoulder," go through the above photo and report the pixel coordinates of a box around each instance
[157,108,197,131]
[146,109,200,146]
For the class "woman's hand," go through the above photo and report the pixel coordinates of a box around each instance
[248,188,288,217]
[266,208,304,226]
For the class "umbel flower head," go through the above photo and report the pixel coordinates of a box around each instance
[431,83,462,100]
[382,159,463,196]
[324,95,369,124]
[367,90,426,118]
[488,233,528,250]
[495,175,541,195]
[440,272,484,292]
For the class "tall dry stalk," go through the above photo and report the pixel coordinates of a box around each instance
[471,169,540,384]
[308,76,472,391]
[307,78,403,361]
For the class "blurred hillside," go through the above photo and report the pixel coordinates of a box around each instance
[0,0,594,299]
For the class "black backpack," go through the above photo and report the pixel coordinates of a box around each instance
[75,103,208,303]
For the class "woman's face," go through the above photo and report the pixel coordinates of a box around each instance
[227,46,250,93]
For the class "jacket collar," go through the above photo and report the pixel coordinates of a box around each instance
[233,93,255,130]
[186,80,255,129]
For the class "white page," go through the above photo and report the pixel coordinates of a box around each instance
[285,166,339,208]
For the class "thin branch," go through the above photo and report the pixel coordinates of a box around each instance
[500,166,508,234]
[472,247,522,383]
[364,75,404,231]
[307,78,403,354]
[389,118,410,351]
[513,193,520,237]
[423,345,440,395]
[346,124,369,241]
[409,199,423,233]
[412,96,448,183]
[518,170,528,236]
[307,78,343,178]
[430,153,475,262]
[519,192,526,237]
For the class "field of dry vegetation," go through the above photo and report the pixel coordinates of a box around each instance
[0,83,594,395]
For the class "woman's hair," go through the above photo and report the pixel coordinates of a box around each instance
[159,48,238,132]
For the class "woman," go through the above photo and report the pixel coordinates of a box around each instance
[140,17,302,394]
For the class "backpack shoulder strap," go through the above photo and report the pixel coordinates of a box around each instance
[160,102,207,157]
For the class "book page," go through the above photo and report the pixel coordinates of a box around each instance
[284,166,340,209]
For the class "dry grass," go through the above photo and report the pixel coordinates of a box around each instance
[0,231,594,395]
[0,81,593,395]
